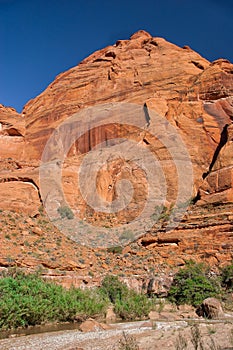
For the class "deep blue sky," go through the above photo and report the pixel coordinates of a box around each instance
[0,0,232,112]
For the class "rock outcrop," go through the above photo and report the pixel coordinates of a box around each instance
[0,30,232,273]
[0,105,42,214]
[0,104,25,160]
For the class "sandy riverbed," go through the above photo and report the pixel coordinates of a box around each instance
[0,319,233,350]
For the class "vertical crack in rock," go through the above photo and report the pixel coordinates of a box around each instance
[203,124,229,179]
[143,103,151,127]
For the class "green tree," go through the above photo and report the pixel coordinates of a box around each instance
[168,261,220,307]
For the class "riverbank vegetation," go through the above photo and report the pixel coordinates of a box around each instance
[0,261,232,331]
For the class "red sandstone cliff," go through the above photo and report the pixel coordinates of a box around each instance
[0,31,232,273]
[1,30,233,214]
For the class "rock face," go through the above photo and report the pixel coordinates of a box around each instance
[147,275,173,297]
[1,31,233,212]
[0,104,41,214]
[0,181,40,216]
[0,30,232,270]
[199,123,233,204]
[0,104,25,160]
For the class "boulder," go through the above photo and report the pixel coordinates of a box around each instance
[106,306,117,323]
[199,297,224,319]
[79,318,112,332]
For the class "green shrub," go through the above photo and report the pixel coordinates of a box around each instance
[221,262,233,290]
[57,205,74,219]
[100,275,152,320]
[106,246,123,254]
[168,261,220,307]
[114,290,152,320]
[0,271,157,330]
[100,275,128,303]
[0,271,108,330]
[119,231,135,242]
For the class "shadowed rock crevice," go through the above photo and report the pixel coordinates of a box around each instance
[203,124,229,179]
[143,103,151,126]
[191,60,205,70]
[0,176,42,204]
[5,127,23,137]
